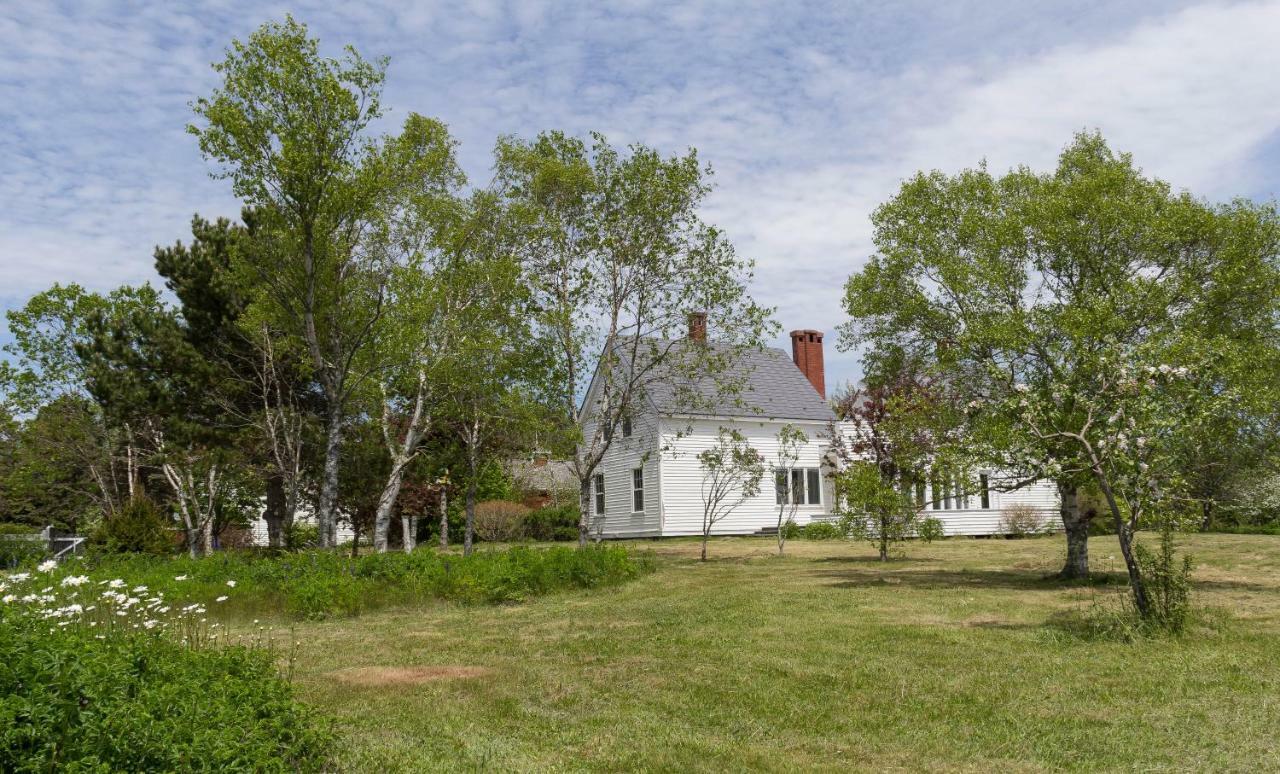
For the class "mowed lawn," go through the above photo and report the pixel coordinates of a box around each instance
[287,534,1280,772]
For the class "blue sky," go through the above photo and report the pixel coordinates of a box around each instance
[4,1,1280,389]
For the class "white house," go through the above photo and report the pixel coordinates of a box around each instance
[582,317,1058,539]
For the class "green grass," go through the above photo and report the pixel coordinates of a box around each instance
[281,533,1280,772]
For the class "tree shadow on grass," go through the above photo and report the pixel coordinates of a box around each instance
[818,566,1124,593]
[819,565,1278,595]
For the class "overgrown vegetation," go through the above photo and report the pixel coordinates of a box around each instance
[0,564,333,771]
[51,544,654,620]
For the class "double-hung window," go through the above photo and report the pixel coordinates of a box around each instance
[631,468,645,512]
[594,473,605,515]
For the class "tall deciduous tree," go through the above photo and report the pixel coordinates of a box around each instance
[495,131,773,546]
[189,17,463,547]
[3,284,159,516]
[842,132,1280,613]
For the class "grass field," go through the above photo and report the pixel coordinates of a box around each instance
[285,533,1280,772]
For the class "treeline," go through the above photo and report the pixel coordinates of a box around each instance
[0,17,769,556]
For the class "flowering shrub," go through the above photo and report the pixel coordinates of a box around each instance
[0,563,333,771]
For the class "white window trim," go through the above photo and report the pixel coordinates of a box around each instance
[631,467,645,513]
[778,467,822,507]
[594,473,605,515]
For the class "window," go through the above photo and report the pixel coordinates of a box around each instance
[955,475,969,510]
[594,473,605,515]
[622,417,632,438]
[914,480,926,509]
[979,473,991,509]
[942,477,952,510]
[777,468,822,506]
[631,468,645,512]
[930,477,941,510]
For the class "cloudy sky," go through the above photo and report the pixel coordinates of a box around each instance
[4,1,1280,387]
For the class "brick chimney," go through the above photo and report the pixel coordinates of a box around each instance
[790,329,825,399]
[688,311,708,342]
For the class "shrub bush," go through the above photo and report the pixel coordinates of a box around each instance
[91,497,174,555]
[799,522,844,540]
[473,500,530,542]
[285,522,320,550]
[0,569,334,771]
[1000,504,1047,537]
[523,505,580,542]
[916,516,946,543]
[780,519,802,540]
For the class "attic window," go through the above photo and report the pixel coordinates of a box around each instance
[622,417,632,438]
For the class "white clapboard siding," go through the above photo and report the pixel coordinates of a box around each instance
[587,406,663,538]
[658,417,836,537]
[915,476,1061,536]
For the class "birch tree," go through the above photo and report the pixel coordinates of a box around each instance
[495,131,773,546]
[189,17,463,547]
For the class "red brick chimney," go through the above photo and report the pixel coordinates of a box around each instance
[790,329,825,399]
[688,311,708,342]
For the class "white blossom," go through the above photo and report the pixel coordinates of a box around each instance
[225,580,236,588]
[215,595,229,603]
[60,575,89,587]
[37,560,57,573]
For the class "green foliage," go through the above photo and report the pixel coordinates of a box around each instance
[54,544,654,621]
[90,497,174,555]
[1132,524,1194,633]
[797,522,843,540]
[285,522,320,550]
[0,525,45,569]
[780,519,801,540]
[842,131,1280,609]
[696,428,766,560]
[916,516,946,543]
[835,460,929,560]
[522,505,580,542]
[0,612,332,771]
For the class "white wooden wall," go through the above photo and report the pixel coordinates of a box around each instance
[656,417,835,537]
[586,405,663,538]
[585,412,1062,539]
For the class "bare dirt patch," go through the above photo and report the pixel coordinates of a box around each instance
[330,666,491,687]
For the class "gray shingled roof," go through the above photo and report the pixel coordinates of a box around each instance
[637,341,835,422]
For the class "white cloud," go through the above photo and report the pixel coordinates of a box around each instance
[2,0,1278,388]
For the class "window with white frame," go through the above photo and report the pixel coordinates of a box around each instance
[621,416,632,438]
[594,473,605,515]
[777,467,822,506]
[979,473,991,509]
[631,468,645,512]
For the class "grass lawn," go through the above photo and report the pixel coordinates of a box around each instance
[285,533,1280,772]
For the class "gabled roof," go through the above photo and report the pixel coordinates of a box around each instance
[638,341,835,422]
